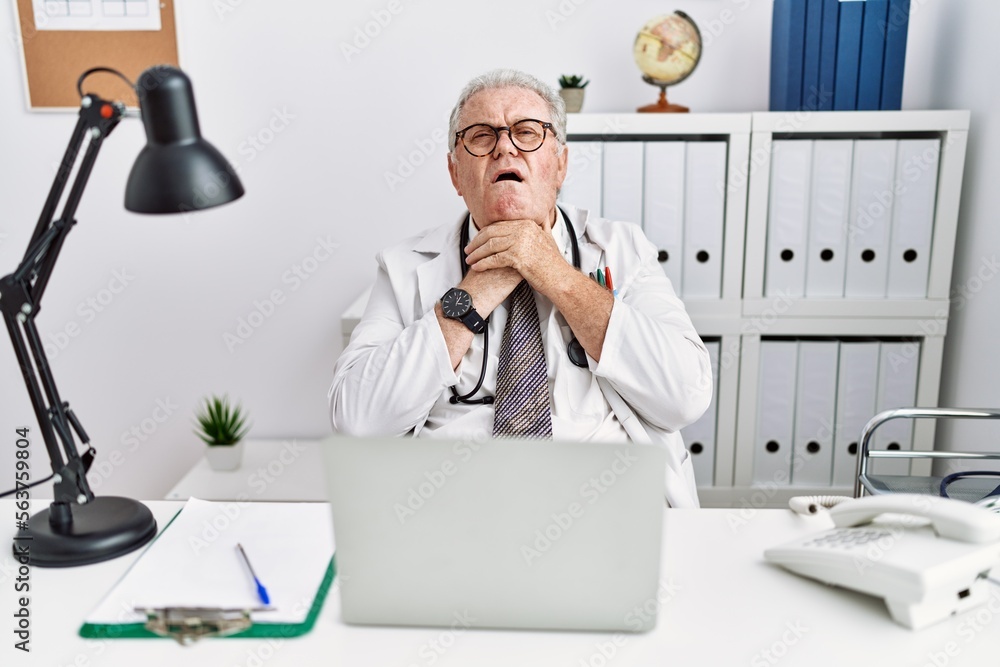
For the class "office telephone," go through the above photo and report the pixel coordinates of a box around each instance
[765,494,1000,629]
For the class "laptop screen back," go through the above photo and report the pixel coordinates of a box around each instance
[324,436,667,632]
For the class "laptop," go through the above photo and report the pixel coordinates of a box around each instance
[323,435,667,632]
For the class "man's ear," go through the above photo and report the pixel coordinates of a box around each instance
[447,152,462,196]
[555,143,569,190]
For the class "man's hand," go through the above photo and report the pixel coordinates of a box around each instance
[436,265,522,371]
[464,217,614,363]
[457,264,522,317]
[463,219,573,294]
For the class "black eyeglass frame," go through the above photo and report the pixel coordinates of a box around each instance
[455,119,554,157]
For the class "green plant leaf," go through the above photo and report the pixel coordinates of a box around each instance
[194,393,251,446]
[558,74,589,89]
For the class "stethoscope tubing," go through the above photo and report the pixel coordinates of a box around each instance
[450,207,584,405]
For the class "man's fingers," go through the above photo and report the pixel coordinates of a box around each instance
[466,234,512,265]
[466,227,506,251]
[469,251,510,272]
[464,220,531,252]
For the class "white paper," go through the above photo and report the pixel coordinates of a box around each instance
[32,0,161,31]
[85,498,335,625]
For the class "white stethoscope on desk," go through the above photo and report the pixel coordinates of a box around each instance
[450,206,588,405]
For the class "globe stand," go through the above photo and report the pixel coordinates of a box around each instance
[638,79,689,113]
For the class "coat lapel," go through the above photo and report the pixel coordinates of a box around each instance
[414,216,464,319]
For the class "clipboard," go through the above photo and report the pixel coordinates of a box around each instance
[79,498,336,644]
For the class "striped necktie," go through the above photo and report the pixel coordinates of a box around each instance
[493,280,553,439]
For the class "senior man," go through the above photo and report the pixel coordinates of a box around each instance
[329,69,711,507]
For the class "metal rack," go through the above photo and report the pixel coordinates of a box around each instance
[855,407,1000,499]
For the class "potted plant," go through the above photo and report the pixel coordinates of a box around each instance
[558,75,590,113]
[195,394,251,471]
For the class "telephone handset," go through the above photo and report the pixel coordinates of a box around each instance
[765,494,1000,630]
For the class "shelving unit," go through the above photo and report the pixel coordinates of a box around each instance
[341,110,970,508]
[725,110,969,507]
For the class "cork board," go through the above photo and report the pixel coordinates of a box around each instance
[13,0,179,110]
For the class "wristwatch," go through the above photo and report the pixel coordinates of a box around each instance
[440,288,486,334]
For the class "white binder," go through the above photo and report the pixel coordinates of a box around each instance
[871,341,921,477]
[830,341,881,488]
[886,139,940,298]
[792,341,839,486]
[559,141,604,216]
[601,141,644,223]
[845,140,898,298]
[682,141,727,299]
[765,140,812,297]
[682,339,719,487]
[643,141,686,294]
[754,340,798,486]
[805,140,853,297]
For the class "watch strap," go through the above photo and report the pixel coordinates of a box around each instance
[458,309,486,334]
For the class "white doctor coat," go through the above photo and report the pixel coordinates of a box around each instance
[328,205,712,507]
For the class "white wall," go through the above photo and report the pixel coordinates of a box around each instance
[0,0,994,498]
[914,2,1000,460]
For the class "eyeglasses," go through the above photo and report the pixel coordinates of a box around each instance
[455,119,553,157]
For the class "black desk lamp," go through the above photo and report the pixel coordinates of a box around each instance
[1,66,244,567]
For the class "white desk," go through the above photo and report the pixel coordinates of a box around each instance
[4,500,1000,666]
[166,439,327,501]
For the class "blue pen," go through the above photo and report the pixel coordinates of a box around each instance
[237,543,271,606]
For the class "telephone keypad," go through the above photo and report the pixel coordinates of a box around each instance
[804,528,893,549]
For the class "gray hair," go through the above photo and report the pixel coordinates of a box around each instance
[447,69,567,156]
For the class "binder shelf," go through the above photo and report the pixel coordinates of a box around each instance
[569,111,969,507]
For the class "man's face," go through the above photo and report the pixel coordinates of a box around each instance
[448,87,568,229]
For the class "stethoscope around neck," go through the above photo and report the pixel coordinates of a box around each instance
[450,206,588,405]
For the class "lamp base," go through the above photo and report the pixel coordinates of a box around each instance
[14,496,157,567]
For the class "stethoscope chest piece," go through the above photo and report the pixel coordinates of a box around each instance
[567,337,587,368]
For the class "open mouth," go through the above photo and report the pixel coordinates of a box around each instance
[493,170,523,184]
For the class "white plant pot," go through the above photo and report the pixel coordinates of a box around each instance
[559,88,585,113]
[205,441,244,471]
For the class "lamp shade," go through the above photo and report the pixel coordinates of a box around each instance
[125,66,244,214]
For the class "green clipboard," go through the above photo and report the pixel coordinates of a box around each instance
[79,558,336,643]
[78,503,337,644]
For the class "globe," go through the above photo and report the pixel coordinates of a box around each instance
[633,11,702,113]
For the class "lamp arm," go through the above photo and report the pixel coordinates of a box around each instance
[24,114,89,254]
[0,297,89,504]
[30,121,117,306]
[0,95,123,505]
[2,65,240,566]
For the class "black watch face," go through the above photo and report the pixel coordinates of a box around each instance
[442,289,472,319]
